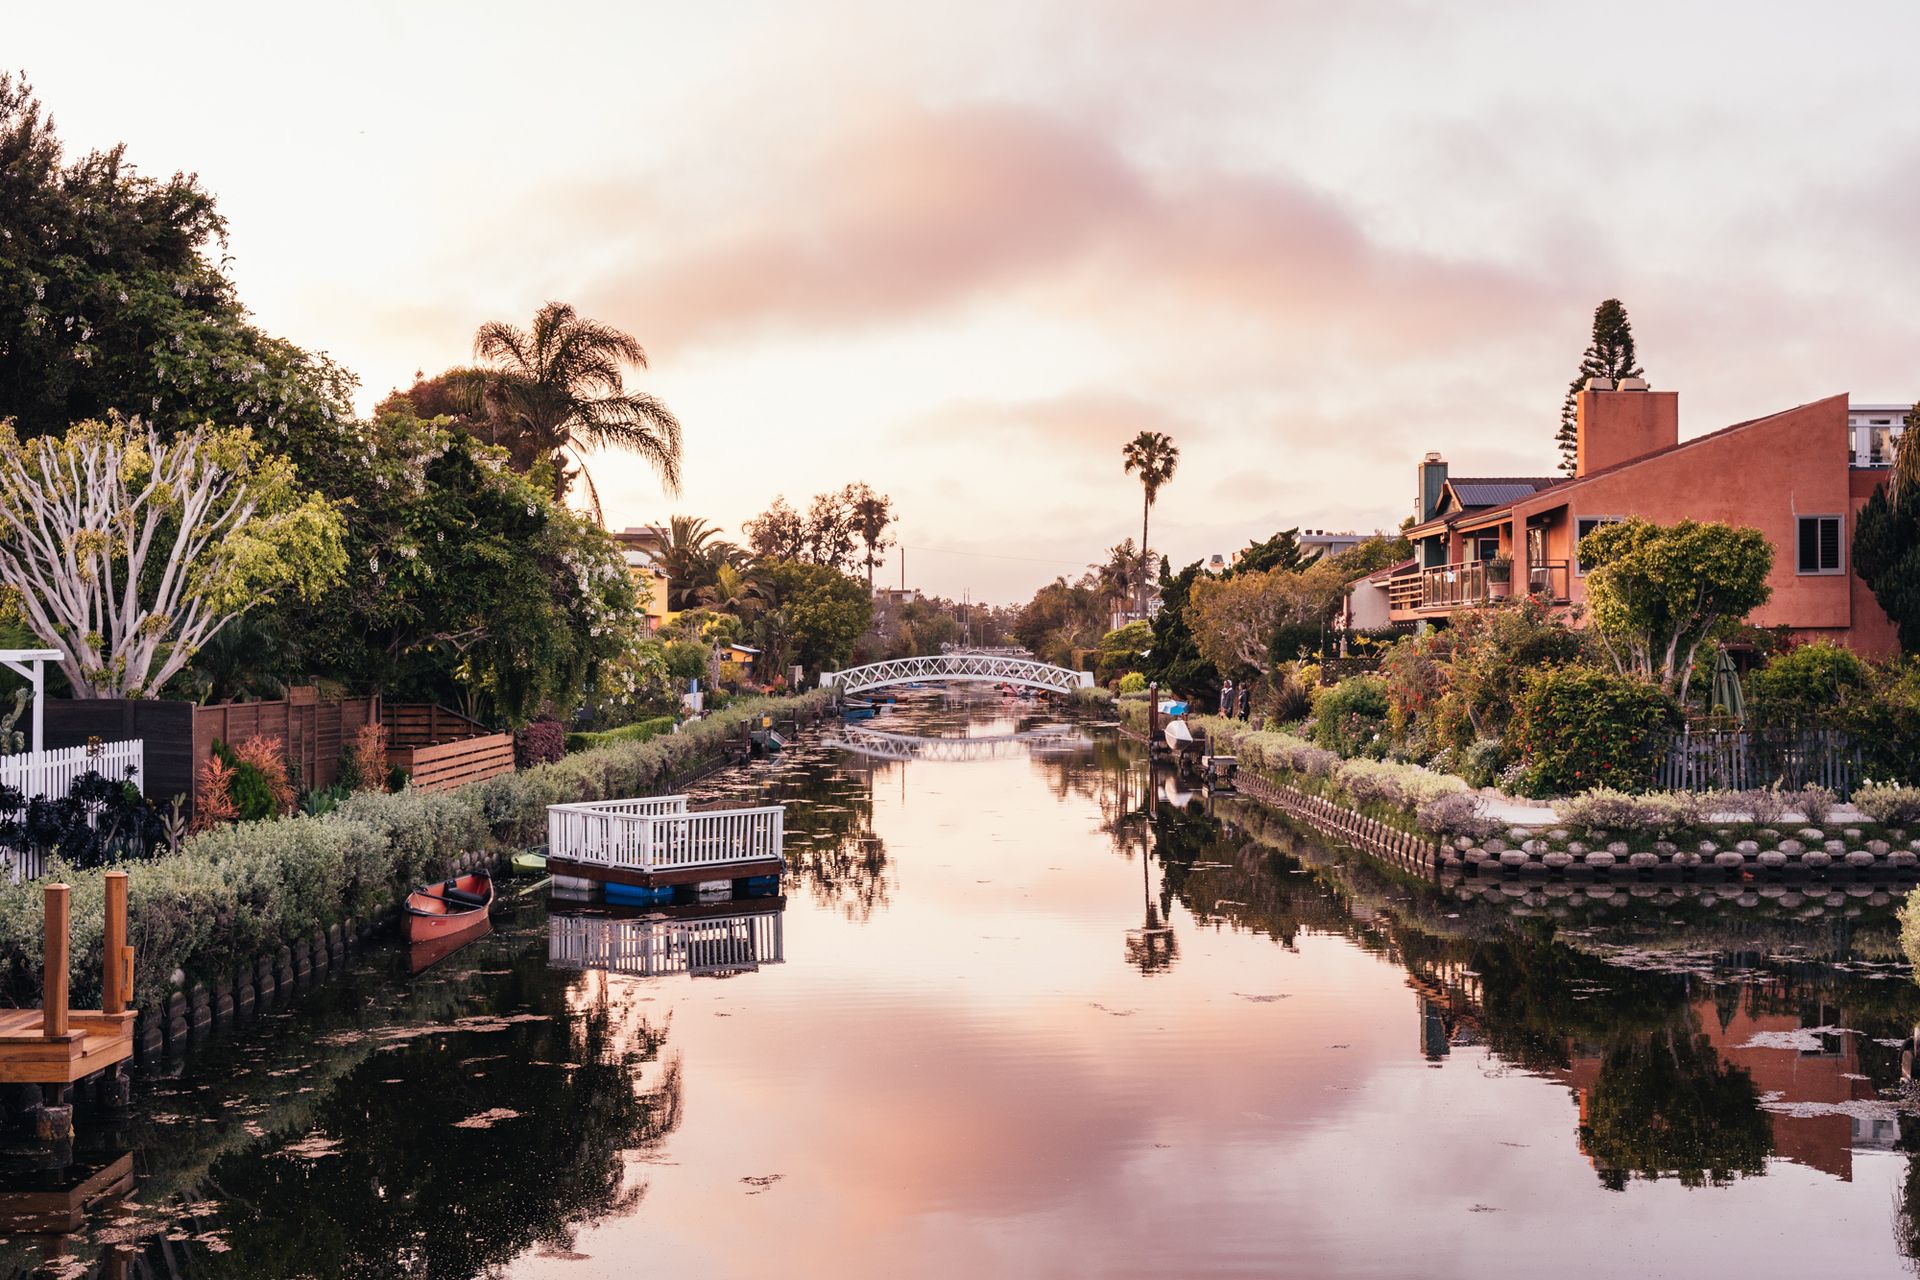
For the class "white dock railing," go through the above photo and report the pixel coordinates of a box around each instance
[546,795,786,874]
[548,909,785,978]
[0,739,144,803]
[0,738,146,883]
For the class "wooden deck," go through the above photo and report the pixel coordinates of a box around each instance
[0,1009,135,1084]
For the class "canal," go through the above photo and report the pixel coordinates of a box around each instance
[8,692,1920,1278]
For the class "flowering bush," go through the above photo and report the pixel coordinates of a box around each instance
[1855,782,1920,826]
[1311,675,1391,759]
[1510,666,1679,796]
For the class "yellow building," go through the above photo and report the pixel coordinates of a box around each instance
[613,525,675,634]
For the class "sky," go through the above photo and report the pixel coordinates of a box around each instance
[13,1,1920,602]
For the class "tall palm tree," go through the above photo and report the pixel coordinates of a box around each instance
[471,302,683,522]
[847,484,895,591]
[1121,431,1179,616]
[659,515,738,611]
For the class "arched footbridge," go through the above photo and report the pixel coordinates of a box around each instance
[820,652,1094,697]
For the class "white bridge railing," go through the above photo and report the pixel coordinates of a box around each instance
[822,652,1094,696]
[548,909,785,978]
[547,795,786,874]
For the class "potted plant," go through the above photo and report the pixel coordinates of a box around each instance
[1486,554,1513,599]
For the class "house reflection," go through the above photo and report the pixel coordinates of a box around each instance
[548,898,787,980]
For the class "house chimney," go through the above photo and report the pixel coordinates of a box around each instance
[1576,385,1678,476]
[1418,452,1448,522]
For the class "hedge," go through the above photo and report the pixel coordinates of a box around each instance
[0,690,833,1013]
[563,715,677,754]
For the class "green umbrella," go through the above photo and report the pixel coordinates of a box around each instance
[1709,648,1746,725]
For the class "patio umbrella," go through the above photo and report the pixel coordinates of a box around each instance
[1709,648,1746,725]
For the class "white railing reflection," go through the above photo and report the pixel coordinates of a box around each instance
[548,907,786,978]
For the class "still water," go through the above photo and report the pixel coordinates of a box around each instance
[10,693,1920,1278]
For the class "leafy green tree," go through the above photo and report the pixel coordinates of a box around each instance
[1557,299,1644,474]
[755,559,873,676]
[1578,518,1773,699]
[0,417,344,698]
[1331,533,1414,577]
[1012,576,1106,667]
[282,406,632,724]
[1855,406,1920,653]
[1093,620,1154,683]
[1237,528,1316,574]
[0,75,357,447]
[1748,640,1873,728]
[1122,431,1179,614]
[1140,559,1219,707]
[467,302,682,521]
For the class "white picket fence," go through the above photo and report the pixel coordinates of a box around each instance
[547,794,786,875]
[0,739,144,884]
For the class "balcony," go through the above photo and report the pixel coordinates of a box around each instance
[1387,560,1570,618]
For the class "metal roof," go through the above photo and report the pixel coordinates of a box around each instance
[1447,478,1559,507]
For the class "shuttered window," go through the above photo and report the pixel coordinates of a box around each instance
[1797,515,1843,575]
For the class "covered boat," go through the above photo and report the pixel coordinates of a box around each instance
[404,871,494,943]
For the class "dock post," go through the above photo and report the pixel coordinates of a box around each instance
[1148,683,1160,745]
[103,870,129,1016]
[42,882,69,1041]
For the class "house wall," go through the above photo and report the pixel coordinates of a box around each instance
[1509,395,1901,655]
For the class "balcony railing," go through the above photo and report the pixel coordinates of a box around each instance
[1387,560,1570,615]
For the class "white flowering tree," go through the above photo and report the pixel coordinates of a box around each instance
[0,416,346,698]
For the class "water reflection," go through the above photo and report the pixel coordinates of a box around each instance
[550,900,787,979]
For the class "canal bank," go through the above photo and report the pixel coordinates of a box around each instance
[8,696,1920,1278]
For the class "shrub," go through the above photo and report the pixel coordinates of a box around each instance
[1117,672,1147,694]
[1741,786,1787,826]
[342,723,390,793]
[565,716,677,754]
[192,756,238,831]
[514,718,567,769]
[1417,791,1501,841]
[1795,784,1835,825]
[1511,666,1680,796]
[1457,739,1508,789]
[231,735,295,819]
[1856,782,1920,826]
[1312,675,1391,759]
[1902,888,1920,972]
[1748,641,1871,728]
[1640,791,1708,836]
[1560,788,1645,832]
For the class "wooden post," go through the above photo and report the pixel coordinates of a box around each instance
[103,870,128,1016]
[43,882,68,1039]
[1148,683,1160,744]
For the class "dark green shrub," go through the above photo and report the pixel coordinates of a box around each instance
[1748,641,1871,728]
[1512,666,1680,796]
[1311,675,1391,758]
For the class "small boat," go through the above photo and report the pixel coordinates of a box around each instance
[511,852,548,876]
[408,918,492,973]
[841,701,878,720]
[404,871,494,943]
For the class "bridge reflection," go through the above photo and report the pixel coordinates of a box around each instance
[828,724,1093,763]
[548,899,787,980]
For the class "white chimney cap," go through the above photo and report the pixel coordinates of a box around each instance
[1615,376,1648,391]
[1584,377,1615,392]
[1423,451,1445,463]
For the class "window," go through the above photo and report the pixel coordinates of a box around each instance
[1573,515,1623,576]
[1475,537,1499,561]
[1797,515,1844,575]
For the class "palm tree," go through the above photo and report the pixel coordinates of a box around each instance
[659,515,738,611]
[471,302,683,522]
[697,560,770,619]
[1121,431,1179,616]
[848,484,895,591]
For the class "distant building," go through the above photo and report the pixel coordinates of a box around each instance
[874,586,921,608]
[612,525,674,633]
[1297,528,1372,559]
[1849,403,1910,468]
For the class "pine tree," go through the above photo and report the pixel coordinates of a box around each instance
[1557,299,1645,475]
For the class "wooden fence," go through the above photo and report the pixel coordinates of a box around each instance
[389,732,516,793]
[1657,728,1861,799]
[383,703,492,749]
[195,688,381,795]
[45,700,196,813]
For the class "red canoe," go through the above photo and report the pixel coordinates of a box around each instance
[403,871,494,944]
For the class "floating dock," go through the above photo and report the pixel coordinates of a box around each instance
[545,795,786,893]
[0,875,135,1087]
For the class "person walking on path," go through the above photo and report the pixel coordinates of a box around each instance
[1219,679,1235,718]
[1238,685,1252,721]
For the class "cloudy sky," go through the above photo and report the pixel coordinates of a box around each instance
[15,1,1919,600]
